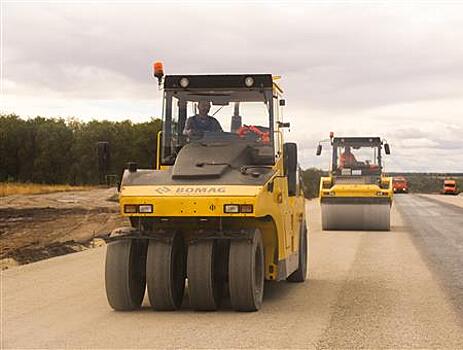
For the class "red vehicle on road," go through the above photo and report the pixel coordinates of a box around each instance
[393,176,409,193]
[442,179,458,195]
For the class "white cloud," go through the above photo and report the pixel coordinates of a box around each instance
[3,2,463,171]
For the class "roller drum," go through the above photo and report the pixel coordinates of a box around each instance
[321,201,390,231]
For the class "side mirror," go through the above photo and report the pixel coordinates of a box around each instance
[230,115,242,133]
[384,143,390,155]
[284,143,298,196]
[316,144,322,156]
[279,99,286,106]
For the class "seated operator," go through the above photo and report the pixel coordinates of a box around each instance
[339,145,357,168]
[183,101,223,137]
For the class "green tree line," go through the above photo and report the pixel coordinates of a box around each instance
[0,115,327,195]
[2,115,459,195]
[0,114,161,185]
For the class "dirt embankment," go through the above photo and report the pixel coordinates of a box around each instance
[0,188,128,268]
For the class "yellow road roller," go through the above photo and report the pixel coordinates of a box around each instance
[316,133,392,231]
[105,64,307,312]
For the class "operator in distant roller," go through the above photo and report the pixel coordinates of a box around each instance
[183,101,223,137]
[339,145,357,168]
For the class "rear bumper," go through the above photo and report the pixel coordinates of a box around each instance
[393,188,408,193]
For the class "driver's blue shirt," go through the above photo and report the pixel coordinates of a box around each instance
[183,115,222,135]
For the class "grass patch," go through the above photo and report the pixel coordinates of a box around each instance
[0,183,92,197]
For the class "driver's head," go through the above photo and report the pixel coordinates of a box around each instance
[345,145,351,154]
[198,101,211,116]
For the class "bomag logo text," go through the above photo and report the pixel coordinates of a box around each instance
[176,187,226,193]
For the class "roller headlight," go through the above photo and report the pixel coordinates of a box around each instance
[376,191,389,196]
[240,204,253,213]
[124,204,138,213]
[224,204,240,213]
[123,204,153,213]
[138,204,153,213]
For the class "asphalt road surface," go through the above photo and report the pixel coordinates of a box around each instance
[2,195,463,349]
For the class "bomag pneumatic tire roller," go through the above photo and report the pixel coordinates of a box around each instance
[316,133,393,231]
[104,63,308,312]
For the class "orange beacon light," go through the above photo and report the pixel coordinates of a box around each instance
[153,61,164,86]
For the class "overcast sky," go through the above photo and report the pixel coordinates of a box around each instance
[2,1,463,172]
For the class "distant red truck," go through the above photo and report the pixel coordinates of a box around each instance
[393,176,409,193]
[442,179,458,195]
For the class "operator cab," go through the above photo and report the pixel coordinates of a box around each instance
[332,137,386,177]
[160,75,277,168]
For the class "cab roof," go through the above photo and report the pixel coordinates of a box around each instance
[164,74,273,90]
[333,137,382,146]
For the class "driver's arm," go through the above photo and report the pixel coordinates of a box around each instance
[183,117,195,136]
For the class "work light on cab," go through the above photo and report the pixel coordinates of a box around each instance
[179,77,189,88]
[244,76,254,87]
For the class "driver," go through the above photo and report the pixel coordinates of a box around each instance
[339,145,357,168]
[183,101,222,137]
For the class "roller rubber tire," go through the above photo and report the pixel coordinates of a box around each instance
[146,235,186,311]
[187,240,223,311]
[287,221,308,282]
[105,239,148,311]
[229,229,264,312]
